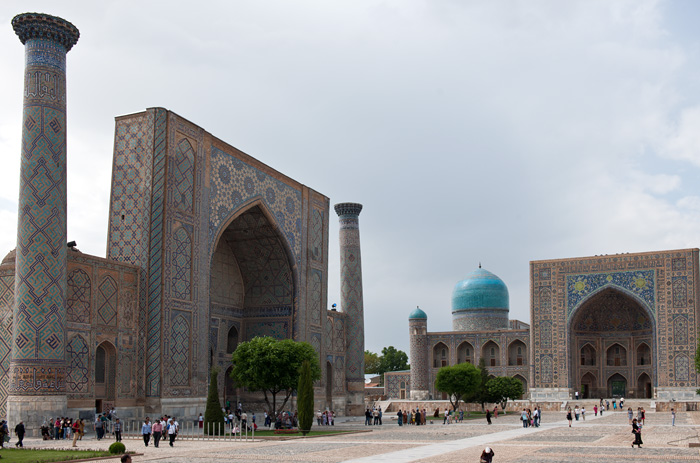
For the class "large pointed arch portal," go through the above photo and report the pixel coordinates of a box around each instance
[209,203,296,400]
[569,288,654,398]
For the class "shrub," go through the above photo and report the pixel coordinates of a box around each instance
[109,442,126,454]
[204,368,226,435]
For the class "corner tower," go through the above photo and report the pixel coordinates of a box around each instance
[408,307,429,400]
[334,202,364,414]
[8,13,79,427]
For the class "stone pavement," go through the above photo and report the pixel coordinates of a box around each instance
[5,410,700,462]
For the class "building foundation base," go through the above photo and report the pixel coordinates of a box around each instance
[7,394,67,437]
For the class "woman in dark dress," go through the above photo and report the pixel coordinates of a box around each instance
[486,409,492,425]
[631,418,643,448]
[566,408,573,427]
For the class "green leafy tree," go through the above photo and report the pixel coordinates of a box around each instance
[486,376,524,410]
[204,368,226,435]
[364,350,381,375]
[231,337,321,416]
[379,346,409,374]
[297,360,314,435]
[434,362,481,411]
[466,357,493,411]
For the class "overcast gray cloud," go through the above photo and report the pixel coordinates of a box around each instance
[1,0,700,358]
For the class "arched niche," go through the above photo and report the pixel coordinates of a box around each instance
[432,342,449,368]
[457,341,474,364]
[508,340,527,366]
[482,341,500,367]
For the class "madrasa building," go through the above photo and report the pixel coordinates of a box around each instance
[0,13,367,430]
[386,250,700,404]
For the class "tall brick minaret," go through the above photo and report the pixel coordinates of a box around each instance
[8,13,79,430]
[334,202,365,415]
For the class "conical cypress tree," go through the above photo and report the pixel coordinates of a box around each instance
[204,368,226,435]
[297,360,314,435]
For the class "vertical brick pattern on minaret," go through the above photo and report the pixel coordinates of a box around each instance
[409,318,429,394]
[334,203,364,383]
[9,14,78,395]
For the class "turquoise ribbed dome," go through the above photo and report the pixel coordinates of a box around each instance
[409,306,427,319]
[452,268,509,313]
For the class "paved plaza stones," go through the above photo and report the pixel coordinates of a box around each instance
[9,410,700,462]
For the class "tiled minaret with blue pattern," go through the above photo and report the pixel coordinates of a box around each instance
[334,202,365,414]
[8,13,79,429]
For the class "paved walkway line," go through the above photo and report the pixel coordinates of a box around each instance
[342,412,605,463]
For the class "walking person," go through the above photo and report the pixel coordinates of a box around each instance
[574,405,580,421]
[486,408,492,425]
[581,406,586,421]
[566,407,573,427]
[168,419,177,447]
[631,418,643,448]
[94,416,104,440]
[14,421,25,447]
[141,418,152,447]
[627,407,634,424]
[71,419,80,447]
[594,405,598,416]
[397,409,403,426]
[521,409,528,428]
[671,408,676,426]
[152,418,163,447]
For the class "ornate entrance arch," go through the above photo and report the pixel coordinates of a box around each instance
[569,288,654,398]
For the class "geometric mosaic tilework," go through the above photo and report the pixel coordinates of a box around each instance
[672,276,687,308]
[170,315,190,387]
[324,317,333,352]
[385,371,411,399]
[541,355,553,384]
[209,146,302,264]
[408,319,428,391]
[673,315,688,346]
[336,204,364,382]
[566,270,656,320]
[333,318,344,353]
[172,139,194,213]
[220,207,293,307]
[66,335,89,394]
[311,209,323,262]
[13,35,69,370]
[572,290,652,332]
[172,227,192,301]
[309,270,322,327]
[674,354,689,382]
[334,356,345,393]
[0,310,12,417]
[96,275,118,326]
[146,108,168,397]
[245,320,289,341]
[67,269,90,323]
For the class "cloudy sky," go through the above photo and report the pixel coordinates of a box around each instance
[1,1,700,358]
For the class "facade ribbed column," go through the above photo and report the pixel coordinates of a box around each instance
[334,202,365,414]
[8,13,79,429]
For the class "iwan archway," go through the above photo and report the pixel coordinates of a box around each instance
[569,288,654,399]
[209,202,297,401]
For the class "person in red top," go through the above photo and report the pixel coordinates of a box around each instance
[71,420,81,447]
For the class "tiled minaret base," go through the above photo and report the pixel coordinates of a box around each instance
[335,203,365,415]
[7,13,79,432]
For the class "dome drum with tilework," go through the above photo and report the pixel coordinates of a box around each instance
[452,267,509,331]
